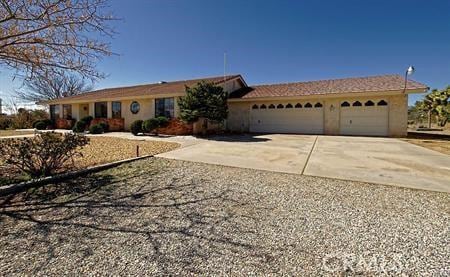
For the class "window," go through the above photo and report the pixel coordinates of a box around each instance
[276,104,284,109]
[62,104,72,119]
[286,103,293,108]
[295,103,302,108]
[260,104,267,109]
[377,100,388,106]
[112,101,122,118]
[268,104,275,109]
[155,97,174,118]
[314,102,323,108]
[130,101,140,114]
[365,100,374,106]
[305,102,312,108]
[252,104,259,109]
[50,105,60,120]
[352,101,362,107]
[341,101,350,107]
[95,102,108,118]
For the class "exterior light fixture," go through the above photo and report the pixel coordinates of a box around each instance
[403,65,415,93]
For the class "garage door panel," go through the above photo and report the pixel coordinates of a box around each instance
[250,107,323,134]
[340,106,388,136]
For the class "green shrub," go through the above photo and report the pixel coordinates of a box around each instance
[130,120,143,135]
[33,119,53,130]
[72,121,87,133]
[34,121,48,130]
[142,118,159,133]
[98,122,109,132]
[0,132,89,177]
[80,116,93,125]
[155,116,169,127]
[89,124,104,134]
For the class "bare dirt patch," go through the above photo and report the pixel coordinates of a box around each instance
[403,133,450,155]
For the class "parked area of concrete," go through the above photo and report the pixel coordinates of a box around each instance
[1,158,448,275]
[158,134,450,193]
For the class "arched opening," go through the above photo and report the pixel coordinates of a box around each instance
[352,101,362,107]
[305,102,312,108]
[268,104,275,109]
[252,104,259,109]
[285,103,293,108]
[260,104,267,109]
[277,104,284,109]
[295,103,302,108]
[314,102,323,108]
[341,101,350,107]
[365,100,375,106]
[377,100,388,106]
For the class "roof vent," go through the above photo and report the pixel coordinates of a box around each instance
[158,81,167,84]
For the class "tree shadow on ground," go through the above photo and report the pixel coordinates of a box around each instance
[0,164,279,275]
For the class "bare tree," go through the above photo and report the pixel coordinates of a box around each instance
[17,72,93,101]
[0,0,115,81]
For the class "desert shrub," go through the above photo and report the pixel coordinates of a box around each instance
[89,124,104,134]
[0,116,13,130]
[72,121,87,133]
[34,121,48,130]
[80,115,93,125]
[155,116,169,128]
[0,132,89,177]
[98,122,109,132]
[142,118,159,133]
[130,120,143,135]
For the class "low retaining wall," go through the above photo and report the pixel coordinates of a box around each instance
[156,118,193,135]
[91,118,125,131]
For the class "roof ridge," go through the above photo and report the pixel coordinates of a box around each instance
[69,74,242,95]
[250,74,404,88]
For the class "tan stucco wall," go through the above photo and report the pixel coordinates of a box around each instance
[388,94,408,137]
[121,99,155,131]
[227,93,410,137]
[227,102,250,132]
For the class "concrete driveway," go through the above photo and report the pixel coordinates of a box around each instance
[157,134,450,193]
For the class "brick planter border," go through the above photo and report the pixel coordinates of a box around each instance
[0,155,154,197]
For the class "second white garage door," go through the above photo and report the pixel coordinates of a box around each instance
[250,103,324,134]
[339,100,389,136]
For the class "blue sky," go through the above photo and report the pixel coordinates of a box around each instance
[1,0,449,106]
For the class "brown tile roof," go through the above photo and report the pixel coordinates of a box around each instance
[46,75,242,103]
[230,74,428,99]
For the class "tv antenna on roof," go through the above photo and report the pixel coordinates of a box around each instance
[223,51,227,82]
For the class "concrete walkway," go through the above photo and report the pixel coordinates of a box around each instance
[157,134,450,193]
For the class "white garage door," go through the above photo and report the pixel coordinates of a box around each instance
[250,102,324,134]
[339,100,388,136]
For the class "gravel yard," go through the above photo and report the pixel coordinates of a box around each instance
[0,136,179,185]
[0,158,448,275]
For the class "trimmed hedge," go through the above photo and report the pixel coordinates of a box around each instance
[80,116,93,125]
[130,120,143,136]
[72,121,87,133]
[155,116,169,128]
[98,122,109,132]
[142,118,159,133]
[89,124,104,134]
[33,119,53,130]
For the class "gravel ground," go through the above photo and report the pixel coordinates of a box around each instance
[0,137,179,185]
[0,158,448,276]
